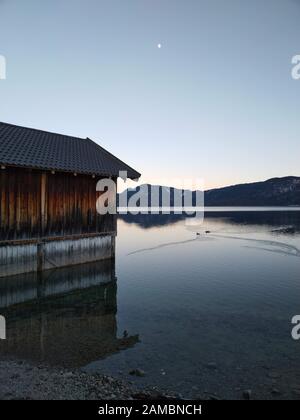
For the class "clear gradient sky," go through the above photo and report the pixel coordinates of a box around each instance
[0,0,300,190]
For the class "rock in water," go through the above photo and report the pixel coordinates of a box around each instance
[243,390,252,400]
[206,362,217,370]
[129,369,145,377]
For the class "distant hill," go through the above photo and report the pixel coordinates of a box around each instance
[118,177,300,207]
[205,176,300,206]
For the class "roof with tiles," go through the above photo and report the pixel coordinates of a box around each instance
[0,122,140,179]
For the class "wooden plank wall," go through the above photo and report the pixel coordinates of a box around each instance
[0,168,41,240]
[0,167,117,241]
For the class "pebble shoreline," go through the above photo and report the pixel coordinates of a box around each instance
[0,360,178,400]
[1,359,299,400]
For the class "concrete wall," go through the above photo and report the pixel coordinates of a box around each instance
[0,234,115,278]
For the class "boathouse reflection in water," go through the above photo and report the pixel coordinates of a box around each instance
[0,260,139,367]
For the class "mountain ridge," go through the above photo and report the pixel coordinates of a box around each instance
[119,176,300,207]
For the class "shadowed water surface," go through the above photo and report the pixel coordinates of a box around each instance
[88,210,300,399]
[0,209,300,399]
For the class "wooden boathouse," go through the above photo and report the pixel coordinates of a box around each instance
[0,122,140,277]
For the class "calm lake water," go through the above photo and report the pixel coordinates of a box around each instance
[1,209,300,399]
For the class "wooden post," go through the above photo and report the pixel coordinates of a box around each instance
[38,173,47,272]
[37,241,44,272]
[40,172,47,237]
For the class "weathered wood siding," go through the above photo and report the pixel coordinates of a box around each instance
[0,167,41,240]
[0,167,116,241]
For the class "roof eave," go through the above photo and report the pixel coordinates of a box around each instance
[0,162,141,180]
